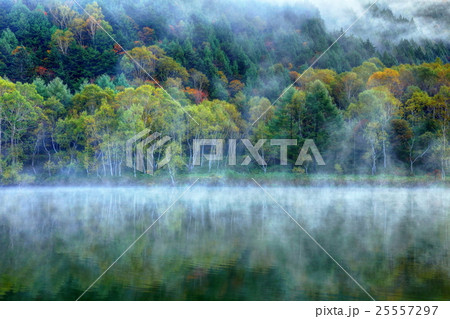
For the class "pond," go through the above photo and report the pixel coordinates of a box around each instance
[0,186,448,300]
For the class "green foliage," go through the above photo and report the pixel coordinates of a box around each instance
[0,1,449,182]
[0,0,446,98]
[304,80,343,149]
[95,74,115,90]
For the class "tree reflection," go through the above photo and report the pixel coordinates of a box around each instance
[0,187,448,300]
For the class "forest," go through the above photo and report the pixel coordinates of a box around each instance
[0,0,449,184]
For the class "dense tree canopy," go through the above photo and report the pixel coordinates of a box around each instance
[0,0,449,183]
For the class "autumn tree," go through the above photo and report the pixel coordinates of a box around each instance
[432,86,450,178]
[367,68,402,97]
[334,71,364,108]
[69,17,86,46]
[48,3,76,30]
[189,69,209,92]
[228,79,245,96]
[84,2,104,44]
[51,29,74,55]
[138,27,155,45]
[120,46,158,81]
[156,56,189,83]
[347,88,400,174]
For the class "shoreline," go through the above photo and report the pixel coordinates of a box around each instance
[1,173,449,188]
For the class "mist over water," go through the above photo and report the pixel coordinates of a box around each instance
[0,186,448,300]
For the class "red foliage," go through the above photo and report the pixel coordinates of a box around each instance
[184,87,208,104]
[35,66,53,79]
[35,66,48,76]
[113,43,124,54]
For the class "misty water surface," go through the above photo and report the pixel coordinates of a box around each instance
[0,186,448,300]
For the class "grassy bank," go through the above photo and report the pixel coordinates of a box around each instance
[2,170,449,187]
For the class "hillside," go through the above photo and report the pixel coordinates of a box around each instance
[0,0,449,184]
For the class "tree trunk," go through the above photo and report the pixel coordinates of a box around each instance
[371,143,376,175]
[442,128,447,180]
[409,141,416,176]
[353,133,356,175]
[168,165,176,185]
[43,138,52,176]
[11,125,16,165]
[0,117,2,174]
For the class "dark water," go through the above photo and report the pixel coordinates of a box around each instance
[0,186,448,301]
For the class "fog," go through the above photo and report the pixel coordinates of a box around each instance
[0,0,448,302]
[0,186,448,300]
[256,0,449,43]
[94,0,449,46]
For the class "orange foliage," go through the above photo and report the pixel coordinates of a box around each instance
[184,87,208,104]
[228,80,244,94]
[367,68,402,96]
[289,71,300,82]
[138,27,155,44]
[113,43,124,54]
[11,46,26,55]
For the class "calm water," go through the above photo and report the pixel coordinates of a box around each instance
[0,186,448,301]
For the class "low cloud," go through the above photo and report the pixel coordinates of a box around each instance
[257,0,449,43]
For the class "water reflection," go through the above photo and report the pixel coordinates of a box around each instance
[0,186,448,300]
